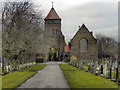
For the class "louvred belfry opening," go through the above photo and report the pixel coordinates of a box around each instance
[45,7,61,20]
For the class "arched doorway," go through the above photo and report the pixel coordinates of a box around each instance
[49,48,58,61]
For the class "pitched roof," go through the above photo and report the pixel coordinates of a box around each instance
[80,23,88,30]
[70,23,94,42]
[45,7,61,20]
[65,45,70,52]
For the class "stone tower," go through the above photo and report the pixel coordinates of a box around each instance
[44,6,65,61]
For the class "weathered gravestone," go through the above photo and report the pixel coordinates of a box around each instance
[103,59,107,76]
[116,66,118,80]
[101,64,103,74]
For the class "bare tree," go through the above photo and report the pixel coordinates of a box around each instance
[96,34,118,59]
[2,1,44,70]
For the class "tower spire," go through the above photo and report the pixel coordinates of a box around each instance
[52,2,54,8]
[45,2,61,20]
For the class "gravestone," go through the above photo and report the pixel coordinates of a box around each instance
[101,64,103,74]
[109,66,112,79]
[88,63,91,72]
[113,66,116,79]
[116,66,118,80]
[103,60,107,76]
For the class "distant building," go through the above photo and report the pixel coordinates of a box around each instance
[64,45,70,61]
[70,24,98,61]
[65,45,70,53]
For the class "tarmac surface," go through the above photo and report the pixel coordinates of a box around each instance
[18,62,70,88]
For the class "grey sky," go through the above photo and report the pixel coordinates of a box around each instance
[0,0,118,43]
[33,0,118,43]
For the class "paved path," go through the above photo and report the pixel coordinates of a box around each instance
[18,62,70,88]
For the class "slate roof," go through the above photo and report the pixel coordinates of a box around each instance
[45,7,61,20]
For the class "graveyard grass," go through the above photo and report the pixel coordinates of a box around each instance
[2,65,47,88]
[19,64,47,72]
[59,64,118,89]
[2,72,36,88]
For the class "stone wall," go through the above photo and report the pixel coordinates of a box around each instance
[70,24,98,61]
[44,19,65,60]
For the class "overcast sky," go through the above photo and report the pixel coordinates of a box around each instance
[33,0,118,43]
[0,0,119,43]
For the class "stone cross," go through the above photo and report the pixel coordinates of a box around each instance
[52,2,54,8]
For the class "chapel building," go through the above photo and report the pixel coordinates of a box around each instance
[69,24,98,61]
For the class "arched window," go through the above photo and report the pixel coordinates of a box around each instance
[80,38,88,52]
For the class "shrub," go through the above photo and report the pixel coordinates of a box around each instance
[3,70,9,75]
[117,77,120,82]
[64,57,70,62]
[36,57,43,63]
[13,68,17,71]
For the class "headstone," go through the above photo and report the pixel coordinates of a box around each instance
[101,64,103,74]
[6,66,8,72]
[109,66,112,79]
[113,66,116,79]
[88,63,91,72]
[71,61,73,65]
[104,63,107,76]
[116,66,118,80]
[77,62,79,68]
[72,62,74,66]
[74,62,76,67]
[76,62,78,68]
[2,57,5,72]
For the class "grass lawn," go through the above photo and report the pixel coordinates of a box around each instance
[2,72,36,88]
[60,64,79,71]
[0,76,1,90]
[0,67,2,72]
[36,62,42,64]
[64,61,70,64]
[19,65,47,72]
[59,64,118,89]
[2,65,47,88]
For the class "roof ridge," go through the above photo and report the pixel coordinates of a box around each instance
[80,23,88,29]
